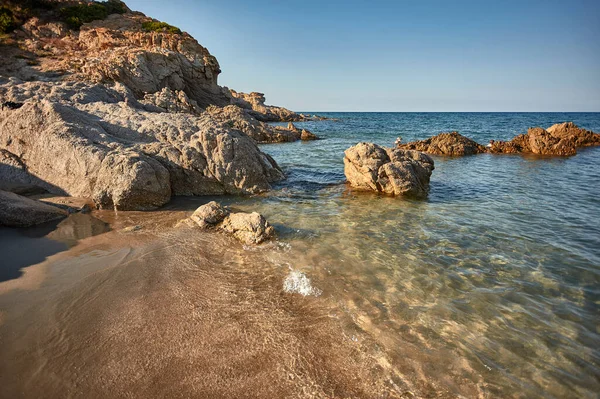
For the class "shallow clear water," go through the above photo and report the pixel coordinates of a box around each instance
[224,113,600,398]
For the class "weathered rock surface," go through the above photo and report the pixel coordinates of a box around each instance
[0,80,284,210]
[206,105,318,143]
[225,89,304,122]
[188,201,228,229]
[1,3,319,123]
[0,189,67,227]
[399,123,599,158]
[220,212,275,245]
[344,143,434,199]
[546,122,600,147]
[178,201,275,244]
[398,132,487,156]
[141,87,202,114]
[489,122,599,156]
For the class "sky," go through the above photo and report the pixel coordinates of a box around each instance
[125,0,600,112]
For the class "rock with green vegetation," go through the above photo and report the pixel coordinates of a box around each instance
[141,20,181,34]
[0,6,15,33]
[60,0,127,30]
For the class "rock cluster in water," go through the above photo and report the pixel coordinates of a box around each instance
[488,122,600,156]
[344,143,435,199]
[177,201,275,245]
[398,123,600,157]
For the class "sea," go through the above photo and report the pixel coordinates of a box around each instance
[239,112,600,398]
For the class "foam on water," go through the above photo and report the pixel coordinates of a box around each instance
[283,270,322,297]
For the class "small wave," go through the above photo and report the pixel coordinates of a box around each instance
[283,270,322,297]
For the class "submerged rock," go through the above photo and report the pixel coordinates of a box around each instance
[397,131,487,156]
[0,190,67,227]
[344,143,434,199]
[178,202,275,245]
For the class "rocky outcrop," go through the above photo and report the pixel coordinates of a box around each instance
[177,201,275,244]
[0,80,284,210]
[546,122,600,147]
[344,143,434,199]
[0,189,67,227]
[0,3,319,122]
[398,132,487,156]
[398,123,599,157]
[206,105,318,143]
[10,9,228,108]
[489,122,599,156]
[225,89,303,122]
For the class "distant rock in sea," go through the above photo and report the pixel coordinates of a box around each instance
[397,131,487,156]
[489,122,600,156]
[398,122,600,157]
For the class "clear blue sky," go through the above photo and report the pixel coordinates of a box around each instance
[125,0,600,111]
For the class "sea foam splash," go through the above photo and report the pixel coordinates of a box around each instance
[283,270,322,297]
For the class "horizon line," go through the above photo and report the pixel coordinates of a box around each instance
[296,111,600,113]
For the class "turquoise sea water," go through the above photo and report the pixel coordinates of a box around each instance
[229,113,600,398]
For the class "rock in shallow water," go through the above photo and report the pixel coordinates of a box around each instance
[344,143,434,199]
[220,212,275,245]
[178,202,275,245]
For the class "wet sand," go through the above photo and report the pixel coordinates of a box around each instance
[0,212,402,398]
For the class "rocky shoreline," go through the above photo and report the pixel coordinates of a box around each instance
[0,0,324,218]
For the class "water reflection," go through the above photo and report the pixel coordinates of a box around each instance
[0,213,110,282]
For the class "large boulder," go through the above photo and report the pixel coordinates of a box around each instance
[92,150,172,210]
[344,143,434,199]
[0,81,284,210]
[398,132,487,156]
[0,190,67,227]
